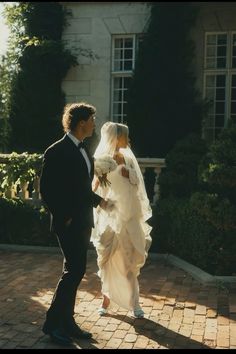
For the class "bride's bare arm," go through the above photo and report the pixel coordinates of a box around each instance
[113,152,129,179]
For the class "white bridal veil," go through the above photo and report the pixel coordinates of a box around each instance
[94,121,152,223]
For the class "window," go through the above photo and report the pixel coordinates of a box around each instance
[111,35,143,123]
[203,32,236,141]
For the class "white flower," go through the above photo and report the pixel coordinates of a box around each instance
[94,155,117,187]
[94,155,117,177]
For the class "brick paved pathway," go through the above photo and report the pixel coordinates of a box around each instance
[0,248,235,349]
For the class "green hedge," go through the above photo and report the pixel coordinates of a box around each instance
[150,197,235,276]
[0,197,57,246]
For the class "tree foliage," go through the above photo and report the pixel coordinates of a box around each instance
[127,2,207,157]
[1,2,78,152]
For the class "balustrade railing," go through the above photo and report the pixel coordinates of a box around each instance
[0,154,165,207]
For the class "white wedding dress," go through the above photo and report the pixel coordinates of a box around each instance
[91,154,152,311]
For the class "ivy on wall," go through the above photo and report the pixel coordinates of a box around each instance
[127,2,207,157]
[0,2,77,153]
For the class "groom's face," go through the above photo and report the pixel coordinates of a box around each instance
[81,115,96,137]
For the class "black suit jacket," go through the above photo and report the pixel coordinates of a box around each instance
[40,134,102,231]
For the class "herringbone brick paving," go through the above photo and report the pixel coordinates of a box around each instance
[0,248,235,349]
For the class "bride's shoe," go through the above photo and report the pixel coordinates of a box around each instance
[133,308,144,318]
[98,295,110,316]
[98,307,108,316]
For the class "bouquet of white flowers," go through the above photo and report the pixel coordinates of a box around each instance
[94,155,118,187]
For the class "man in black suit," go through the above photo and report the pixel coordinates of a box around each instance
[40,102,109,345]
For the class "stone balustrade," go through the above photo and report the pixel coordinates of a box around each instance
[0,154,166,207]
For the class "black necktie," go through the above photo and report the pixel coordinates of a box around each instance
[78,141,85,149]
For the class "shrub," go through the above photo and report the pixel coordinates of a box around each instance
[151,197,235,275]
[191,124,236,231]
[0,197,57,246]
[158,133,207,199]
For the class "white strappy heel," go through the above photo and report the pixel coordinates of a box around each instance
[98,307,108,316]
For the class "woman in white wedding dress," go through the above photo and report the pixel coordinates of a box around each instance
[91,122,152,318]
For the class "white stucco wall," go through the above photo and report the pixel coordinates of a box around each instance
[61,2,150,132]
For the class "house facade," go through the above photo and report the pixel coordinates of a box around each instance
[61,2,236,141]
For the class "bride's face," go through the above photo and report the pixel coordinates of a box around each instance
[117,134,129,149]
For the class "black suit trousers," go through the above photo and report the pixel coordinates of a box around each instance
[45,219,92,330]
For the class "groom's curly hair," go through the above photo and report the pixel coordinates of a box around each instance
[62,102,96,132]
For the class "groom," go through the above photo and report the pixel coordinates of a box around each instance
[40,102,109,345]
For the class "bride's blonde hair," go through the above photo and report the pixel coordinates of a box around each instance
[116,123,129,139]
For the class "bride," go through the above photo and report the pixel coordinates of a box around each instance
[91,122,152,318]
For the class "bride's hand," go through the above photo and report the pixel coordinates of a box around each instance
[92,176,100,192]
[113,152,125,165]
[121,166,129,178]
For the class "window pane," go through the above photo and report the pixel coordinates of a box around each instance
[123,102,128,114]
[205,33,228,70]
[112,76,131,122]
[231,101,236,113]
[113,102,121,115]
[124,60,133,71]
[232,58,236,68]
[217,57,226,68]
[114,77,122,89]
[231,88,236,100]
[217,34,227,45]
[124,38,133,48]
[124,88,129,102]
[114,38,123,49]
[113,89,122,102]
[232,75,236,86]
[233,34,236,44]
[216,88,225,100]
[217,46,226,56]
[113,37,134,73]
[114,59,123,71]
[231,114,236,121]
[114,49,122,60]
[124,49,133,60]
[215,102,225,114]
[216,75,226,87]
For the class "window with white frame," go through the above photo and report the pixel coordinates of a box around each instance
[111,35,143,123]
[203,32,236,141]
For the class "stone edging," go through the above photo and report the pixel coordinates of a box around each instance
[0,244,235,285]
[149,253,236,285]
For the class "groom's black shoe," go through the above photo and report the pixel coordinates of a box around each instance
[66,323,92,340]
[42,324,72,346]
[49,329,72,346]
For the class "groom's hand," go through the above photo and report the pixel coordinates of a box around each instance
[99,199,108,210]
[99,199,115,212]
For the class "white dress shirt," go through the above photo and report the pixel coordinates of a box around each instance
[67,132,91,177]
